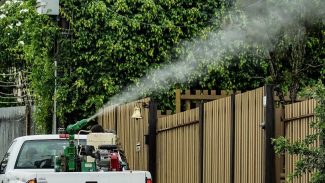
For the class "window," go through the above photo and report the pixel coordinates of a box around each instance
[15,139,86,169]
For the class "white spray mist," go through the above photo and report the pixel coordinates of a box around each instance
[88,0,324,121]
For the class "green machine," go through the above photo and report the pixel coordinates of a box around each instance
[55,119,96,172]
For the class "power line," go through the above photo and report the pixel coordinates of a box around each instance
[0,80,16,84]
[0,99,34,103]
[0,69,34,107]
[0,95,27,99]
[0,84,24,88]
[0,91,15,96]
[0,70,31,77]
[0,101,23,104]
[0,72,19,76]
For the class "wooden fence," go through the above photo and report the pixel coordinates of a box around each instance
[99,86,275,183]
[97,87,322,183]
[283,99,318,183]
[157,86,271,183]
[0,106,26,159]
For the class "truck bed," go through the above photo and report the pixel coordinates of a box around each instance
[35,171,150,183]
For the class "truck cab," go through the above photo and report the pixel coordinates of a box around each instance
[0,135,152,183]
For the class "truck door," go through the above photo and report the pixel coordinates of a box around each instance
[0,141,16,183]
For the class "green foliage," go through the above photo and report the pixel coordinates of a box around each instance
[0,1,23,68]
[0,0,323,133]
[0,0,58,133]
[273,81,325,183]
[266,21,325,102]
[0,0,27,101]
[261,0,325,102]
[196,0,324,97]
[1,0,231,131]
[56,0,230,123]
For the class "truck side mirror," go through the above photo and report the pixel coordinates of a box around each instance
[0,159,7,174]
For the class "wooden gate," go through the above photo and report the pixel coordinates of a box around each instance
[234,87,265,183]
[156,108,200,183]
[203,96,232,183]
[98,98,150,170]
[155,86,270,183]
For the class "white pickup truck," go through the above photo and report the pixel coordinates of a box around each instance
[0,135,152,183]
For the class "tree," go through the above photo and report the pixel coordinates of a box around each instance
[0,0,323,133]
[160,0,324,108]
[273,81,325,183]
[0,0,232,133]
[55,0,231,126]
[0,0,27,107]
[0,0,58,132]
[265,21,324,105]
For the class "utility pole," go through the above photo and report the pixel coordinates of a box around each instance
[36,0,60,134]
[52,60,57,134]
[52,14,60,134]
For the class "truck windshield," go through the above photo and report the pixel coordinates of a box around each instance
[15,139,86,169]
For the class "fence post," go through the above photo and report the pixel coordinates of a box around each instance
[148,100,157,181]
[265,85,275,183]
[114,106,118,133]
[175,89,181,113]
[230,94,236,183]
[199,102,204,183]
[25,104,31,135]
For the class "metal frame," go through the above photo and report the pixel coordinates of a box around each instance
[265,85,275,183]
[148,100,157,181]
